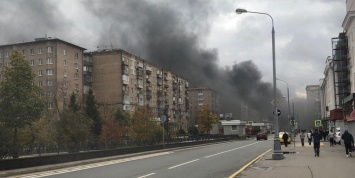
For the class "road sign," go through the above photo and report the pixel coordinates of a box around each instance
[271,99,281,106]
[314,120,322,127]
[273,109,281,116]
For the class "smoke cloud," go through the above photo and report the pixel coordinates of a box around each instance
[0,0,296,128]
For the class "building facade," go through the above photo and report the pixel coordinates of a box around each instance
[188,87,220,128]
[84,49,190,132]
[306,85,321,121]
[0,37,85,116]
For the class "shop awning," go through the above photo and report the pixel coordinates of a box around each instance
[329,109,343,121]
[346,110,355,122]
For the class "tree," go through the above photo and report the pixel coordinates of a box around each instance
[0,51,45,158]
[197,104,218,134]
[130,107,162,141]
[85,89,103,139]
[68,92,79,112]
[100,117,125,141]
[56,109,92,152]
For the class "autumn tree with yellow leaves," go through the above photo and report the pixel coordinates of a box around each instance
[129,107,162,141]
[197,104,218,134]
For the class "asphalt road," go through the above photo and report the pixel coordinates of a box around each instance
[10,138,273,178]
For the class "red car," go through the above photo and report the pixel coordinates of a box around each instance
[256,131,268,140]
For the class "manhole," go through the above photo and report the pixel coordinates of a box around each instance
[252,166,274,171]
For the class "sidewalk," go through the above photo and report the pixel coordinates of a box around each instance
[236,136,354,178]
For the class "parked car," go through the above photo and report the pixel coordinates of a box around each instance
[334,132,341,145]
[279,132,291,144]
[256,131,268,140]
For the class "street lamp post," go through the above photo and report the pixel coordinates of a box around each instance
[277,78,290,120]
[236,8,284,160]
[277,78,295,147]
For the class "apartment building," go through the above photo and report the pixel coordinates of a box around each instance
[84,49,190,132]
[0,37,85,115]
[188,87,220,128]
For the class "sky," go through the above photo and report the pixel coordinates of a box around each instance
[0,0,347,129]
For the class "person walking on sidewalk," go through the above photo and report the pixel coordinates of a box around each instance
[312,129,322,157]
[341,130,354,157]
[300,131,305,146]
[328,130,335,147]
[282,132,289,147]
[307,130,312,145]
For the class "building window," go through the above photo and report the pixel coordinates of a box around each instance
[30,49,34,55]
[75,52,78,59]
[38,91,43,96]
[5,51,9,58]
[38,70,43,76]
[74,73,78,79]
[231,125,237,131]
[63,82,67,88]
[38,59,42,65]
[29,60,34,66]
[64,49,66,55]
[75,63,79,69]
[47,46,53,53]
[0,52,2,58]
[47,91,52,96]
[48,102,53,109]
[47,80,53,86]
[64,60,67,66]
[38,81,42,86]
[22,50,26,56]
[5,62,9,67]
[38,48,42,54]
[75,84,79,90]
[47,69,53,75]
[64,71,67,77]
[47,58,53,64]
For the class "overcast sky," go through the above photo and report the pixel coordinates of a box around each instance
[0,0,346,118]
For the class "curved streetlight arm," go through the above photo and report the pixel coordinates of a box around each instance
[236,8,283,160]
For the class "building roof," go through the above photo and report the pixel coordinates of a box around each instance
[0,37,86,50]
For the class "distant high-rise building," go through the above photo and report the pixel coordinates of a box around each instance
[306,85,321,121]
[84,49,190,132]
[0,37,85,116]
[188,87,219,127]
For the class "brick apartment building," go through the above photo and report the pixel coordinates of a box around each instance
[0,37,85,117]
[188,87,220,128]
[84,49,190,132]
[0,38,190,132]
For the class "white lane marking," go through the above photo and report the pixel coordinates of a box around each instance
[137,173,156,178]
[9,152,173,178]
[205,142,260,158]
[168,159,199,169]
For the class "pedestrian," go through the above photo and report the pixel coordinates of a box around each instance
[307,130,312,145]
[300,131,305,146]
[311,129,322,157]
[341,130,354,157]
[282,132,289,147]
[328,130,335,146]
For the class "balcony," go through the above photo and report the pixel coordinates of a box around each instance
[122,75,129,85]
[185,81,189,88]
[136,83,143,89]
[157,80,163,86]
[146,76,151,83]
[123,104,130,111]
[146,66,152,75]
[157,74,162,78]
[122,90,129,96]
[136,62,143,69]
[122,59,129,66]
[164,84,169,88]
